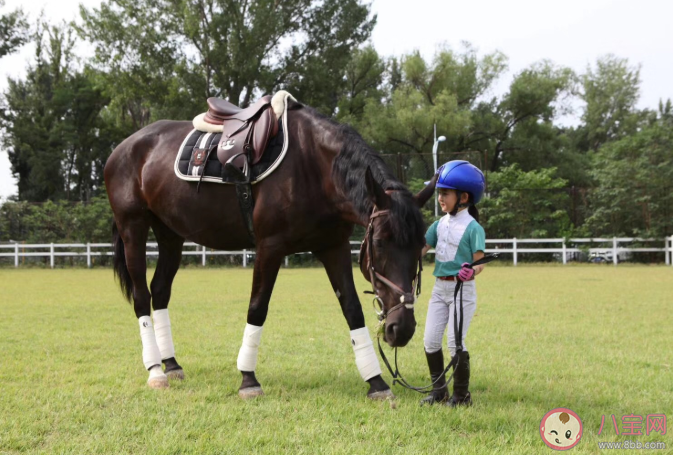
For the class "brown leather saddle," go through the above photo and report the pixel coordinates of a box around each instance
[195,95,279,246]
[203,95,279,169]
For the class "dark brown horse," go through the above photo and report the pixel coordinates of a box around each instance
[105,92,436,398]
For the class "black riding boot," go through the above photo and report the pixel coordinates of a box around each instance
[449,350,472,407]
[419,349,449,405]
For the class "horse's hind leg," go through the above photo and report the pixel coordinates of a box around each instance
[150,216,185,380]
[118,215,169,389]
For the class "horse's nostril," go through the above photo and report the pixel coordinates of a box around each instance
[386,323,398,340]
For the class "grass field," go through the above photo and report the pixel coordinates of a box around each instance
[1,266,671,454]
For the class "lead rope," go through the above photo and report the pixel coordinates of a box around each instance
[377,253,500,393]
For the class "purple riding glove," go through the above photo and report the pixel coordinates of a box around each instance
[458,262,475,281]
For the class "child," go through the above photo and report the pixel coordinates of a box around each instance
[421,160,486,406]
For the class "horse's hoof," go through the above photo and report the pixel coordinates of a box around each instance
[239,386,264,399]
[367,389,395,400]
[165,368,185,380]
[147,375,169,389]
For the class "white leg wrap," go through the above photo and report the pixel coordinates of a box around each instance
[237,324,263,372]
[148,365,165,379]
[139,316,162,370]
[350,327,382,381]
[153,309,175,360]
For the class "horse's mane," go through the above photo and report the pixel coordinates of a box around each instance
[293,103,425,246]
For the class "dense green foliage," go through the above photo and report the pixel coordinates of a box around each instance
[1,267,671,453]
[0,194,112,242]
[480,165,571,239]
[585,109,673,237]
[0,1,671,241]
[0,0,28,58]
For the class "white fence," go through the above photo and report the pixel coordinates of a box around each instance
[1,237,672,268]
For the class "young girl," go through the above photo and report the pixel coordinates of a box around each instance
[421,160,486,406]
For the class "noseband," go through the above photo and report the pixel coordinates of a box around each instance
[359,207,423,322]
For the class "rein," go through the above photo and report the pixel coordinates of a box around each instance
[375,253,500,394]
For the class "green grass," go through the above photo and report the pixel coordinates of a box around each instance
[1,266,671,454]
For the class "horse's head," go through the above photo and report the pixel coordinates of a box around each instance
[359,168,437,347]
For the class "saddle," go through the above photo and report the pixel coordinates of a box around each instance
[202,95,279,169]
[185,90,295,246]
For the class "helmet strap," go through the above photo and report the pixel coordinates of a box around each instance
[450,191,462,216]
[450,191,471,216]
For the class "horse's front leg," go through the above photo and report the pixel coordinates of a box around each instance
[314,242,394,400]
[236,246,283,399]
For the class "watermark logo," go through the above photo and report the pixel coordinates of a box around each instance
[598,413,666,436]
[596,413,667,450]
[540,408,583,450]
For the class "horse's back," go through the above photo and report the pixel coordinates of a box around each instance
[105,121,191,179]
[104,120,192,216]
[105,120,257,248]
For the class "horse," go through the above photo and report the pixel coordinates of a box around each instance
[104,91,437,399]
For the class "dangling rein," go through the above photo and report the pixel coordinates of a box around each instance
[376,253,500,394]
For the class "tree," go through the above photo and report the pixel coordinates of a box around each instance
[0,0,29,58]
[1,23,72,201]
[0,199,30,241]
[467,61,575,173]
[356,45,507,164]
[77,0,376,127]
[0,195,114,243]
[480,164,571,239]
[1,23,117,202]
[584,116,673,237]
[355,47,582,187]
[335,46,386,124]
[581,55,642,151]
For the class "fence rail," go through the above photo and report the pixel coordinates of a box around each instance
[1,237,672,268]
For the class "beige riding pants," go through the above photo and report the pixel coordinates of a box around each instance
[423,278,477,356]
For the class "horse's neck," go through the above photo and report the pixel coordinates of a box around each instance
[296,108,402,227]
[295,112,365,226]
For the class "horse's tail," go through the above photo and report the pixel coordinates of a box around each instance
[112,221,133,303]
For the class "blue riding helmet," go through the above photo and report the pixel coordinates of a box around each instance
[432,160,485,204]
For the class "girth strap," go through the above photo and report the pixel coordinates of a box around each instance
[222,157,255,245]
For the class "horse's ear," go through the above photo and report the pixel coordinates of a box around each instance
[414,173,438,207]
[365,167,390,208]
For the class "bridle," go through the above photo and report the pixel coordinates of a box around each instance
[358,207,423,322]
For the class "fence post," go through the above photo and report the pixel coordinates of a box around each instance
[243,249,247,268]
[513,238,517,266]
[15,242,19,268]
[665,237,670,266]
[50,243,55,269]
[285,256,289,267]
[202,245,206,266]
[87,243,91,268]
[562,240,567,265]
[612,237,618,266]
